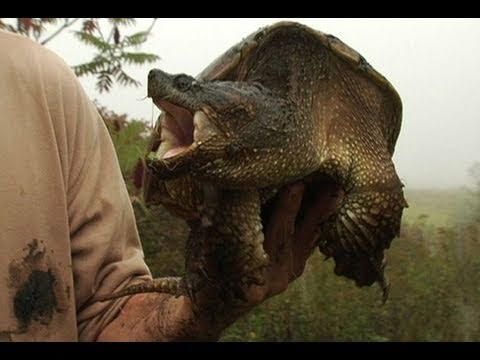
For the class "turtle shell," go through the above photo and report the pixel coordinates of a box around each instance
[197,21,402,155]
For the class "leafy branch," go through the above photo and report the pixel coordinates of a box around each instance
[72,18,159,93]
[0,18,160,93]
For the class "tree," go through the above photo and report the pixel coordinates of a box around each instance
[0,18,159,93]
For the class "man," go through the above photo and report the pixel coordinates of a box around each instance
[0,29,341,341]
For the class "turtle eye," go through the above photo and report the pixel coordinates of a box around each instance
[230,106,249,119]
[174,74,194,92]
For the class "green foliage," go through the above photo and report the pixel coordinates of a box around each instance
[402,188,471,227]
[101,112,480,341]
[133,202,188,277]
[72,18,159,93]
[222,219,480,341]
[468,162,480,223]
[122,32,152,47]
[0,18,159,93]
[99,105,149,192]
[100,107,188,277]
[222,187,480,341]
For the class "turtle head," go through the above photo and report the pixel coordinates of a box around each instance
[147,68,296,186]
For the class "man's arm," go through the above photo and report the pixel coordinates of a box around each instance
[33,44,154,340]
[97,182,343,341]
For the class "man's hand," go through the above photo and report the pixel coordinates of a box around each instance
[255,180,343,301]
[97,181,343,341]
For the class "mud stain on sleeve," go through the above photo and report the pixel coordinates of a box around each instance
[13,269,57,328]
[7,239,70,332]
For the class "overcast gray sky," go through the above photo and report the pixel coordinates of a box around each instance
[44,18,480,189]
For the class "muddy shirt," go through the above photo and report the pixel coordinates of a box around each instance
[0,30,152,341]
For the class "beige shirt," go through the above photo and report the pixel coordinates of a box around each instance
[0,30,152,341]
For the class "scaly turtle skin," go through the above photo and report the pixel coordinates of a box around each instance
[103,22,407,304]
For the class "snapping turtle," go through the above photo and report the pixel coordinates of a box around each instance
[105,21,407,303]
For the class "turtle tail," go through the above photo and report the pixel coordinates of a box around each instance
[318,187,408,302]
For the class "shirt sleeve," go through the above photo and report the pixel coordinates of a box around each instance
[0,30,152,341]
[71,101,152,341]
[39,43,153,341]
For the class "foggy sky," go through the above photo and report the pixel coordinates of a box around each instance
[44,18,480,189]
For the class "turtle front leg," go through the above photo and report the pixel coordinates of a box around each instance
[175,190,269,304]
[318,187,407,302]
[209,190,269,302]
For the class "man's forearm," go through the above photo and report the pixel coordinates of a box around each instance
[96,291,245,341]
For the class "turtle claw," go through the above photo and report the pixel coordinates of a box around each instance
[232,284,249,304]
[249,270,266,287]
[378,272,390,305]
[181,277,198,307]
[180,268,211,308]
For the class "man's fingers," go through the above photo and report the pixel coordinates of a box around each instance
[274,182,305,220]
[292,183,344,268]
[263,182,305,259]
[262,183,305,296]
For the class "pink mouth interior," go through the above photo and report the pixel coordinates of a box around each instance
[156,99,195,159]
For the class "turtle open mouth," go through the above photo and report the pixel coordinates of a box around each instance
[153,99,217,160]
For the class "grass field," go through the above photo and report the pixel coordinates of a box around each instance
[402,187,473,226]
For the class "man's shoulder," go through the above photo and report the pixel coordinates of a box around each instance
[0,29,45,58]
[0,29,74,82]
